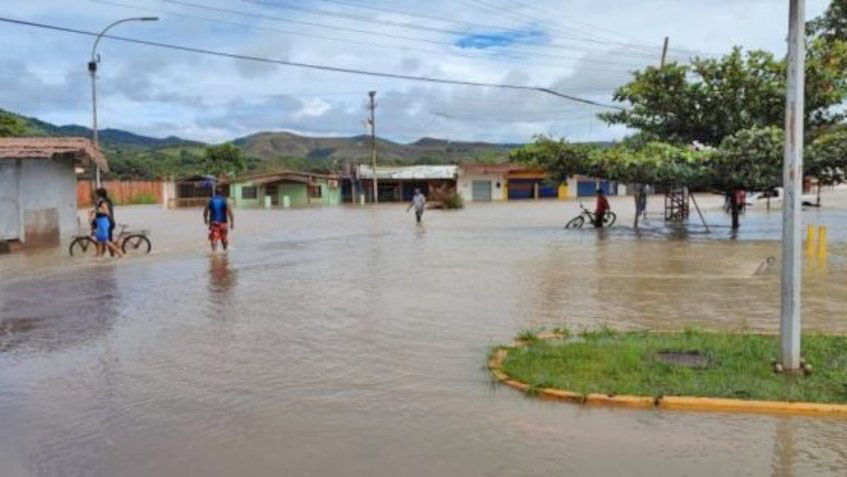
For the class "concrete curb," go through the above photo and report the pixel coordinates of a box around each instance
[488,343,847,417]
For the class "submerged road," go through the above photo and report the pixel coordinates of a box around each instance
[1,194,846,476]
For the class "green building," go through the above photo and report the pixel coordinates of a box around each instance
[229,171,342,208]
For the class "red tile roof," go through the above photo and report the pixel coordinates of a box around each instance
[0,137,108,172]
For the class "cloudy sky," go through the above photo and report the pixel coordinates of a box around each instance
[0,0,831,144]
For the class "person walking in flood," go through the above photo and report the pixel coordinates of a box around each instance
[407,188,426,224]
[594,188,610,228]
[90,200,123,258]
[203,186,234,252]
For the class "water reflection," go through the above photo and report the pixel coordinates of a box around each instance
[207,254,237,308]
[0,265,119,353]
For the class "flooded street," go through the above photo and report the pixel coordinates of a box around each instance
[2,194,847,476]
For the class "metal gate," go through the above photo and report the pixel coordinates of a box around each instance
[471,180,492,201]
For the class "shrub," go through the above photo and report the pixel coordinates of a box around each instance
[441,191,464,209]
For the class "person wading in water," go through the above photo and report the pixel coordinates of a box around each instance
[594,188,610,228]
[407,188,427,224]
[203,186,234,252]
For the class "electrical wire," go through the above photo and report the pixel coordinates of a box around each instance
[159,0,663,69]
[92,0,643,71]
[288,0,676,61]
[0,16,626,110]
[236,0,701,63]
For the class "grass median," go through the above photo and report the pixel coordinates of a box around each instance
[499,329,847,404]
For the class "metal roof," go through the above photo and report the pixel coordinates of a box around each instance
[357,165,457,180]
[0,137,109,172]
[232,170,340,185]
[459,163,521,174]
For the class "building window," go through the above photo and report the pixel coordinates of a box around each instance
[241,186,257,199]
[309,185,322,198]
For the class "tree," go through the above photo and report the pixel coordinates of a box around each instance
[0,111,27,137]
[509,136,593,183]
[806,128,847,202]
[708,127,784,229]
[807,0,847,41]
[203,143,246,179]
[600,43,847,146]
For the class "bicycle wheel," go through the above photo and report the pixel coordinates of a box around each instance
[122,234,151,255]
[603,212,617,227]
[69,236,97,257]
[565,216,585,229]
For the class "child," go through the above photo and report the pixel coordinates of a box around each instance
[91,201,124,258]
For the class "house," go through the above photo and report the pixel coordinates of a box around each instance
[229,171,341,208]
[0,137,108,249]
[352,165,458,202]
[504,167,568,200]
[573,176,620,197]
[457,163,514,201]
[169,175,226,208]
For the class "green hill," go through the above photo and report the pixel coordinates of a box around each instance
[1,108,521,179]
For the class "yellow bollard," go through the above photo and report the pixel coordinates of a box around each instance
[806,225,816,258]
[817,225,827,264]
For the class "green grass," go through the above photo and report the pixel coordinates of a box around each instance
[128,193,158,205]
[500,329,847,404]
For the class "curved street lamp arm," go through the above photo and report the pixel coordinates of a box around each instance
[91,17,158,62]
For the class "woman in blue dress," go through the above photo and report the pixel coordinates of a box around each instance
[91,200,124,258]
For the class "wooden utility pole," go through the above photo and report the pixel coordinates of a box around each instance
[781,0,805,370]
[660,36,669,67]
[368,91,378,204]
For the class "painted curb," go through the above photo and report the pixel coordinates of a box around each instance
[488,343,847,417]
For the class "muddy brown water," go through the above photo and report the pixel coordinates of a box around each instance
[2,194,847,476]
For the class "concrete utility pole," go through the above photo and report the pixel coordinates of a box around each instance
[89,17,158,188]
[660,36,669,67]
[368,90,378,203]
[781,0,806,370]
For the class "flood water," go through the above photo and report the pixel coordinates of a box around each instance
[2,193,847,476]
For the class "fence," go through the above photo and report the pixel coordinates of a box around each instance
[78,180,163,207]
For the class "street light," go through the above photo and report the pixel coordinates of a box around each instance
[89,17,158,188]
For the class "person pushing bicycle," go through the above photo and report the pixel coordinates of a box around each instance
[594,189,610,228]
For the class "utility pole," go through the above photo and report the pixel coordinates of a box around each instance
[368,91,378,204]
[89,17,158,188]
[660,36,669,67]
[781,0,805,370]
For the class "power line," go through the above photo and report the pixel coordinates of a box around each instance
[297,0,675,61]
[92,0,643,72]
[462,0,721,57]
[160,0,665,69]
[0,16,625,110]
[237,0,701,64]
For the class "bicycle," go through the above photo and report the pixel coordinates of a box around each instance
[69,223,152,257]
[565,203,617,229]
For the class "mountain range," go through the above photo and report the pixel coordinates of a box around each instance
[1,108,518,168]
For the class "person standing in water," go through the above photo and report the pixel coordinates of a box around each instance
[90,200,123,258]
[594,188,610,228]
[407,188,426,224]
[203,186,234,252]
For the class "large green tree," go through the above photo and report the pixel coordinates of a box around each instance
[203,143,246,179]
[807,0,847,41]
[600,41,847,146]
[509,136,593,183]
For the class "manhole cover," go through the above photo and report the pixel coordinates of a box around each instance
[656,350,712,369]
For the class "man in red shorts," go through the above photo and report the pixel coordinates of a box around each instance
[203,186,235,252]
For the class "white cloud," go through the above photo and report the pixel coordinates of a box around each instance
[0,0,832,144]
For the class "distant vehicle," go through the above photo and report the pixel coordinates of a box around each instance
[748,187,820,207]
